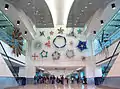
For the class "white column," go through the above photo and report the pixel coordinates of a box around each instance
[25,40,36,84]
[85,39,96,84]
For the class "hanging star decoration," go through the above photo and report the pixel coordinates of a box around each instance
[47,36,50,40]
[69,41,73,46]
[32,53,39,60]
[40,50,48,58]
[57,27,64,34]
[50,31,54,35]
[52,51,61,60]
[77,28,82,34]
[40,31,45,36]
[77,41,87,51]
[66,50,75,58]
[45,40,51,48]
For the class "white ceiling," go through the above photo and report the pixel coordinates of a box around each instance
[6,0,113,28]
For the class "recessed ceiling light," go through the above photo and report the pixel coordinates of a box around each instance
[32,6,35,9]
[85,6,88,9]
[27,2,31,5]
[44,24,46,25]
[5,4,9,10]
[100,20,104,25]
[81,10,84,12]
[89,2,92,5]
[111,3,116,10]
[17,20,20,25]
[24,31,27,35]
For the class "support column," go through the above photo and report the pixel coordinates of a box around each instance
[25,40,36,84]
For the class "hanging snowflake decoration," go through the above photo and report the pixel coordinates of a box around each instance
[52,51,61,60]
[40,50,48,58]
[53,35,67,48]
[66,50,75,58]
[77,41,87,51]
[50,31,54,35]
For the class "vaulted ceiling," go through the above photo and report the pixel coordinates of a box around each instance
[6,0,113,28]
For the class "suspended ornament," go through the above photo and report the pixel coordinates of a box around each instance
[53,35,67,48]
[77,41,87,51]
[69,41,73,46]
[57,27,64,34]
[11,27,23,57]
[45,40,51,48]
[40,50,48,58]
[77,28,82,34]
[66,50,75,58]
[50,31,54,35]
[32,53,39,60]
[47,36,50,40]
[81,56,86,61]
[40,31,45,36]
[67,28,77,38]
[52,51,61,60]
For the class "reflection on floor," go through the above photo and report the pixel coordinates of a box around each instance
[6,84,118,89]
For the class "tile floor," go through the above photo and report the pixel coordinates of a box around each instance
[5,84,118,89]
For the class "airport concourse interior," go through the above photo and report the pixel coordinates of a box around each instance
[0,0,120,89]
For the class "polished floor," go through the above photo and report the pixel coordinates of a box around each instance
[6,84,118,89]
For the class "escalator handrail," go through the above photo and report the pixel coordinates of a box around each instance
[0,42,19,82]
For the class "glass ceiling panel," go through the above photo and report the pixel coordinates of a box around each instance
[93,9,120,55]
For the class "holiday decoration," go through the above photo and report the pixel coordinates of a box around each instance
[45,40,51,48]
[52,51,61,60]
[81,56,86,61]
[77,29,82,34]
[11,27,23,57]
[40,31,45,36]
[47,36,50,40]
[69,41,73,46]
[57,27,64,34]
[77,41,87,51]
[67,28,77,38]
[66,50,75,58]
[53,35,67,48]
[50,31,54,35]
[40,50,48,58]
[32,53,39,60]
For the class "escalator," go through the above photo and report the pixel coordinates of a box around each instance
[0,42,20,85]
[100,40,120,84]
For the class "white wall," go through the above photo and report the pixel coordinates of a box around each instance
[31,27,89,68]
[0,54,13,77]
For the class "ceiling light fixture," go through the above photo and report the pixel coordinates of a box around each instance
[89,2,92,5]
[85,6,88,9]
[100,20,104,25]
[27,2,31,5]
[17,20,20,25]
[111,3,116,10]
[5,4,9,10]
[81,10,84,12]
[24,31,27,35]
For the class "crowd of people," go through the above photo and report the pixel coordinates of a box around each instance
[34,73,87,85]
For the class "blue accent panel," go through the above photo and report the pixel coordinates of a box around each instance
[26,78,34,84]
[0,77,18,89]
[87,78,95,85]
[103,77,120,88]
